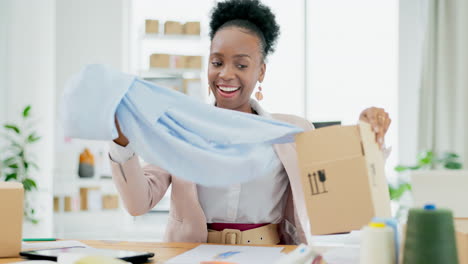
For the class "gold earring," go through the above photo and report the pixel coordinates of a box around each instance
[255,84,263,101]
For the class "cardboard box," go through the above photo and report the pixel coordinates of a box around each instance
[80,187,100,211]
[150,53,170,68]
[295,122,391,235]
[64,196,72,212]
[102,194,119,210]
[185,56,203,69]
[54,196,59,212]
[0,182,23,257]
[455,218,468,264]
[183,22,201,35]
[172,55,187,69]
[164,21,183,35]
[145,19,159,34]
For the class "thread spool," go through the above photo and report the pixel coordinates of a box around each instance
[360,222,396,264]
[403,204,458,264]
[372,217,400,264]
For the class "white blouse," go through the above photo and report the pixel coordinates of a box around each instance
[197,100,288,224]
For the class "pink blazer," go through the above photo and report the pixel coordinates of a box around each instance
[110,113,314,244]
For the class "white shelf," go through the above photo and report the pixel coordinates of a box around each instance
[140,68,202,79]
[143,33,202,40]
[53,176,117,197]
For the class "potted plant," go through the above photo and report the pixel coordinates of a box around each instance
[0,105,41,223]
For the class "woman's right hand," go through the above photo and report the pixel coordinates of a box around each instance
[113,115,129,147]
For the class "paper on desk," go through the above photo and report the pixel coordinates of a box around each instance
[165,245,285,264]
[323,247,360,264]
[311,230,361,247]
[21,240,91,251]
[311,231,361,264]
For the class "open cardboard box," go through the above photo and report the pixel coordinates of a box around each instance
[0,182,24,257]
[295,122,391,235]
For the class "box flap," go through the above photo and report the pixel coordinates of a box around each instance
[358,121,391,217]
[295,125,363,165]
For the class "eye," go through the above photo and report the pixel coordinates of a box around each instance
[211,61,222,67]
[237,64,248,69]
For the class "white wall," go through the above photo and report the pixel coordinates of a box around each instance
[54,0,129,179]
[55,0,128,101]
[0,1,8,123]
[306,0,399,177]
[1,0,56,237]
[260,0,305,116]
[398,0,426,165]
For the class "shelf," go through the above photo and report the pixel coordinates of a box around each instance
[56,177,113,187]
[53,176,117,197]
[54,210,122,216]
[143,33,202,40]
[140,68,202,79]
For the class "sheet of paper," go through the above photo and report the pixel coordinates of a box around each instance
[165,245,285,264]
[21,240,91,251]
[310,231,361,264]
[311,231,361,247]
[323,247,360,264]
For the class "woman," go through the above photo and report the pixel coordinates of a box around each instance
[110,0,391,245]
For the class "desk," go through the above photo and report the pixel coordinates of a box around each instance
[0,241,298,263]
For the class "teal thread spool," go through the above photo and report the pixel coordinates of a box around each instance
[403,204,458,264]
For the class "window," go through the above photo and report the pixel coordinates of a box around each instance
[306,0,399,176]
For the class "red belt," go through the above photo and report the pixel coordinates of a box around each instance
[208,223,269,231]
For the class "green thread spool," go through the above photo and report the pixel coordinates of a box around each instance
[403,204,458,264]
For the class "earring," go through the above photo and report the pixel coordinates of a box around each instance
[208,86,211,96]
[255,84,263,101]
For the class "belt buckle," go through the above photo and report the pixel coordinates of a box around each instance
[221,228,242,244]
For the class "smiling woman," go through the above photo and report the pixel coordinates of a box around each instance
[209,28,266,111]
[109,0,392,246]
[207,0,279,113]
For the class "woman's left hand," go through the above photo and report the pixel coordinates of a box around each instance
[359,107,391,149]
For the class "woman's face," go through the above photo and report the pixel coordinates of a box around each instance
[208,27,266,113]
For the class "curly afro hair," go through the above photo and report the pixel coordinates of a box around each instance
[209,0,280,60]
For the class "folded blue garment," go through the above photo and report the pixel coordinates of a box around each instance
[61,65,304,186]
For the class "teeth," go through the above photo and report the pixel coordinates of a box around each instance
[218,86,240,92]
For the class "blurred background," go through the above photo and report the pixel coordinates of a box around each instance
[0,0,466,241]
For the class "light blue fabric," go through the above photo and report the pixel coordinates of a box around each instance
[62,64,304,186]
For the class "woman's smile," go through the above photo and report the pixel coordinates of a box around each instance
[216,84,241,98]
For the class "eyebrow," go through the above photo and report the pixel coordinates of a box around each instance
[211,52,251,59]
